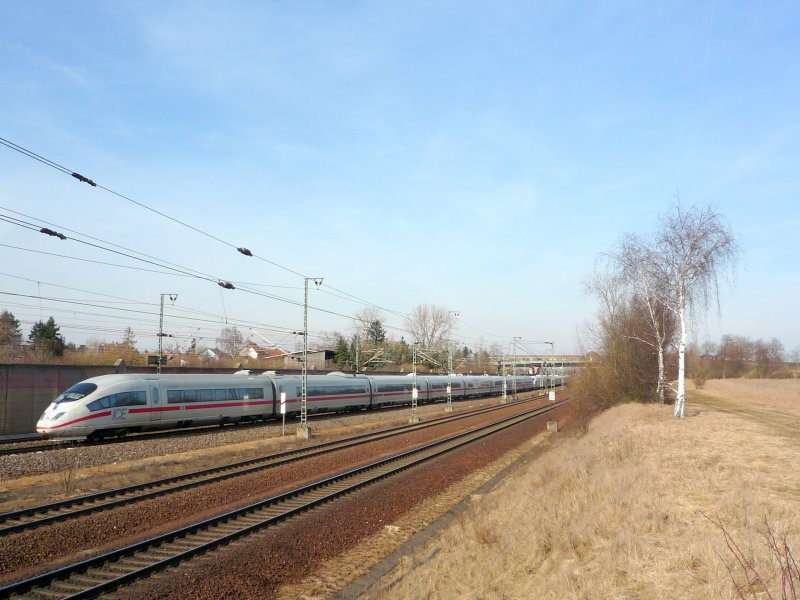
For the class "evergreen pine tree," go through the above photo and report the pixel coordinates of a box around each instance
[0,310,23,359]
[29,316,67,357]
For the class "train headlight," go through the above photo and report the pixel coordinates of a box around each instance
[52,412,65,421]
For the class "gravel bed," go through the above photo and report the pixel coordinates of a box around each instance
[0,397,505,482]
[0,398,553,584]
[123,402,572,600]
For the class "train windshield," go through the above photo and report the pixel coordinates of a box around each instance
[53,382,98,404]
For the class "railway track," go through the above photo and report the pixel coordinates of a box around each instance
[0,390,555,458]
[0,399,564,599]
[0,442,61,458]
[0,421,270,458]
[0,392,556,536]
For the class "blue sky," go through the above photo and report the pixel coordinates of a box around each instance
[1,1,798,357]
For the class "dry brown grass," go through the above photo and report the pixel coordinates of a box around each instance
[689,378,800,415]
[364,383,800,599]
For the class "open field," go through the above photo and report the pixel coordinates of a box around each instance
[360,380,800,599]
[691,378,800,415]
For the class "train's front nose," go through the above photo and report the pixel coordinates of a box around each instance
[36,404,68,436]
[37,381,100,437]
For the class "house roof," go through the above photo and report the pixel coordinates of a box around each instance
[242,342,288,357]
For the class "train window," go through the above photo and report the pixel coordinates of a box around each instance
[214,389,231,401]
[112,391,147,407]
[87,396,112,411]
[182,390,198,403]
[167,390,181,403]
[199,389,214,402]
[112,392,132,407]
[84,391,146,410]
[379,383,410,392]
[307,384,361,397]
[54,382,98,404]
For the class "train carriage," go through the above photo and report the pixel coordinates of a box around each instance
[297,374,372,413]
[369,375,417,407]
[159,374,274,428]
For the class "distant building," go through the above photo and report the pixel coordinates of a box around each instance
[198,348,218,361]
[239,342,289,360]
[283,349,336,371]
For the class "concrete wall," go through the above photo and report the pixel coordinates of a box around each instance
[0,364,113,436]
[0,364,290,437]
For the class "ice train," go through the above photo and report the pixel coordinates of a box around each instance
[36,371,565,440]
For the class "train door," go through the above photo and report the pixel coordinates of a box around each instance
[363,377,375,409]
[145,378,163,424]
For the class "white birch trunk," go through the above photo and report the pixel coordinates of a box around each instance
[674,289,687,418]
[657,345,665,403]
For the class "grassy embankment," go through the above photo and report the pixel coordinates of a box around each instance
[364,380,800,599]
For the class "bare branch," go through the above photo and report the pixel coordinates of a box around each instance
[404,304,455,350]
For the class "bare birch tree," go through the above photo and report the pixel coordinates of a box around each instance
[405,304,455,350]
[653,203,739,418]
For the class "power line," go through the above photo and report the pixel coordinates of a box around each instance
[1,205,220,281]
[0,136,305,276]
[0,242,201,278]
[0,137,76,177]
[0,136,408,318]
[0,206,410,332]
[0,270,367,343]
[1,292,326,344]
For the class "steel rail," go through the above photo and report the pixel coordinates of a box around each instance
[1,400,564,599]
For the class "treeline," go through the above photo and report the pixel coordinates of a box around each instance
[690,335,793,382]
[0,307,504,374]
[330,331,495,374]
[0,310,146,365]
[0,311,69,362]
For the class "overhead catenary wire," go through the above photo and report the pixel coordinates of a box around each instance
[2,264,521,355]
[0,272,371,345]
[2,241,414,340]
[0,137,77,178]
[0,136,409,319]
[1,292,332,345]
[1,204,410,332]
[0,215,42,234]
[1,208,306,308]
[1,137,539,347]
[0,243,203,278]
[1,205,222,283]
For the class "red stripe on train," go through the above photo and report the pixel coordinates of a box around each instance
[37,411,112,431]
